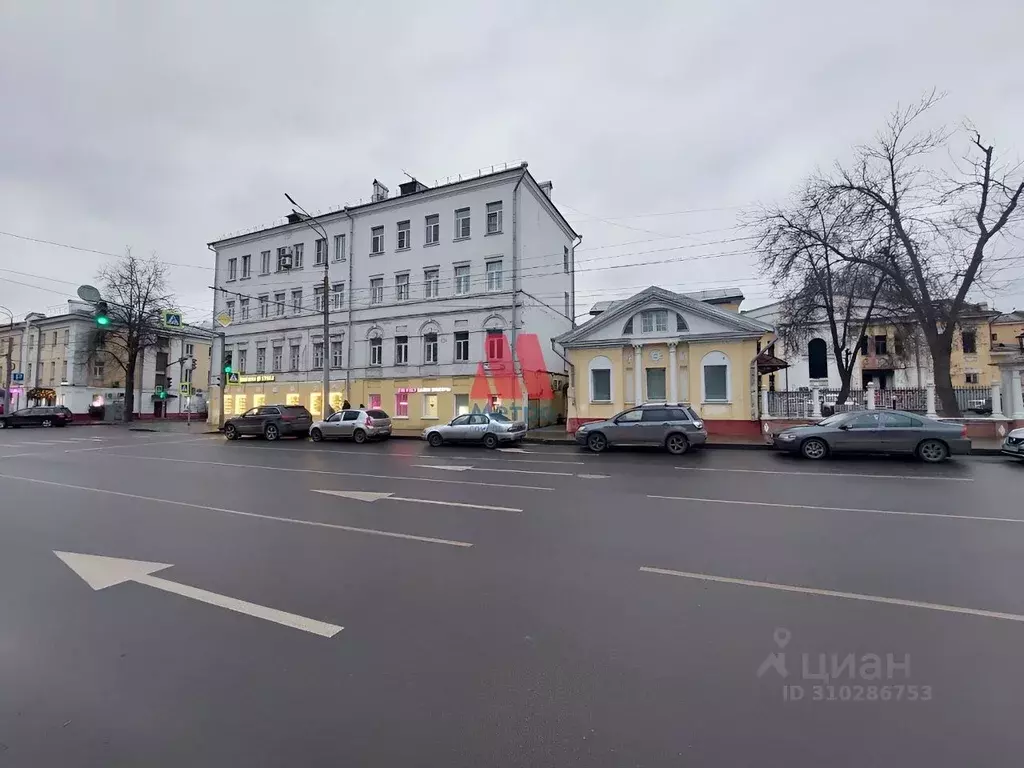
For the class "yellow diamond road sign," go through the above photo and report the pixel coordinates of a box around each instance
[216,312,233,328]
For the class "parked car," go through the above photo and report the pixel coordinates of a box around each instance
[0,405,73,429]
[223,405,312,441]
[424,411,526,448]
[1002,427,1024,460]
[575,403,708,455]
[772,409,970,463]
[967,397,993,415]
[309,408,392,443]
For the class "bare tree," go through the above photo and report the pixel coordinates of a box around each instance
[822,92,1024,415]
[96,251,175,422]
[753,189,889,405]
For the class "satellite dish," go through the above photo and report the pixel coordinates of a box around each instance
[77,284,101,303]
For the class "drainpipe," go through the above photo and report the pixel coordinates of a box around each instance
[511,166,528,421]
[344,207,354,402]
[570,234,582,329]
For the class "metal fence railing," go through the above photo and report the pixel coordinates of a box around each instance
[765,386,997,419]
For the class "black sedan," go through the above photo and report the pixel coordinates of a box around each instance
[772,409,970,463]
[0,405,74,429]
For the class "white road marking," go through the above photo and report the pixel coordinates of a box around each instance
[420,454,587,466]
[312,489,521,513]
[639,566,1024,623]
[674,466,973,482]
[497,448,528,453]
[55,551,343,638]
[577,474,610,479]
[0,474,473,547]
[414,463,574,477]
[412,464,473,472]
[68,437,221,453]
[647,494,1024,524]
[90,453,555,491]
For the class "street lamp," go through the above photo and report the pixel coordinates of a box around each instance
[0,305,13,415]
[284,193,332,419]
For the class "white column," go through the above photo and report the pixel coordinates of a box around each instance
[811,386,822,419]
[925,381,937,418]
[633,344,644,405]
[1010,369,1024,419]
[668,342,678,403]
[761,388,770,418]
[990,381,1004,420]
[866,381,877,410]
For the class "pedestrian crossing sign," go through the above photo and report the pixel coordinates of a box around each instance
[179,383,191,395]
[227,372,240,385]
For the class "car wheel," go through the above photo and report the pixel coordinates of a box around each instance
[41,419,53,428]
[264,424,280,442]
[353,429,366,444]
[310,428,323,442]
[917,439,948,463]
[483,433,498,449]
[224,424,238,440]
[665,433,689,455]
[586,432,607,453]
[801,437,828,460]
[0,420,6,429]
[427,432,443,447]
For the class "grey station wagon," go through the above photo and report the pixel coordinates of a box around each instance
[575,403,708,455]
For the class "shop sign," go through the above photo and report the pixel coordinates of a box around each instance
[397,386,452,394]
[238,375,276,384]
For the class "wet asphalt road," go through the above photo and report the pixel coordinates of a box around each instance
[0,426,1022,766]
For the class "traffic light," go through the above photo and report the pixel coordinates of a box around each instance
[222,351,233,374]
[94,301,110,327]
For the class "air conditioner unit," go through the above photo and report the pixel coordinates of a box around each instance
[279,247,293,270]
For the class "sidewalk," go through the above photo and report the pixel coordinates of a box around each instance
[70,419,221,435]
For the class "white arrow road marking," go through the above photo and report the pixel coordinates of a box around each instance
[313,489,521,513]
[54,551,344,638]
[411,464,474,472]
[639,566,1024,623]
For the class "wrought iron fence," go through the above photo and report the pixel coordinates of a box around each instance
[765,386,996,418]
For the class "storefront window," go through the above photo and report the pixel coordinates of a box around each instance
[310,392,323,418]
[369,394,381,410]
[286,392,300,406]
[253,393,266,408]
[455,394,470,416]
[489,395,501,412]
[395,392,409,418]
[423,394,438,419]
[223,395,233,415]
[330,392,344,413]
[234,394,247,414]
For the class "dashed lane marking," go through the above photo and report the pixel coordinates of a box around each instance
[674,466,973,482]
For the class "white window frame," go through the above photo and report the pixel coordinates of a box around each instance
[454,208,471,239]
[260,250,271,274]
[330,341,343,368]
[226,300,235,319]
[486,201,503,234]
[258,295,269,318]
[396,220,411,250]
[486,260,503,292]
[292,242,304,268]
[334,234,346,262]
[241,254,251,278]
[486,331,505,361]
[315,238,327,265]
[239,298,250,321]
[701,350,731,403]
[93,359,105,378]
[370,278,384,305]
[314,285,325,312]
[371,226,385,255]
[422,393,439,419]
[641,309,668,334]
[272,346,283,372]
[255,348,266,373]
[289,344,301,372]
[331,283,345,311]
[312,342,324,370]
[424,333,438,364]
[237,349,247,374]
[588,356,613,403]
[395,273,410,301]
[454,264,470,295]
[424,269,439,298]
[455,331,470,362]
[291,290,303,314]
[395,336,408,365]
[425,214,439,245]
[227,258,237,281]
[274,292,286,316]
[185,343,194,357]
[369,338,382,367]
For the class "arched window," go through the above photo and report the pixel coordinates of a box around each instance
[623,317,634,334]
[588,355,613,403]
[807,338,828,379]
[675,313,688,332]
[701,351,730,403]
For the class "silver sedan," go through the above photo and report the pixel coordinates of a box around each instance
[423,412,527,449]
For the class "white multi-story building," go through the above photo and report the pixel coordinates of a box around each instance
[207,164,579,427]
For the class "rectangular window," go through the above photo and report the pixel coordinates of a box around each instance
[330,341,343,368]
[258,295,269,319]
[371,226,385,254]
[395,335,408,365]
[260,250,271,274]
[331,283,344,310]
[312,342,324,370]
[52,331,57,346]
[704,365,728,402]
[237,349,248,374]
[93,360,104,378]
[591,369,611,402]
[564,292,571,320]
[486,201,503,234]
[289,344,300,371]
[424,269,439,298]
[227,258,237,280]
[272,346,283,372]
[962,330,977,354]
[49,361,55,382]
[646,367,666,401]
[370,338,382,366]
[256,348,266,373]
[425,214,439,245]
[184,366,193,384]
[334,234,346,261]
[292,242,303,268]
[423,393,438,419]
[455,264,470,295]
[370,278,384,304]
[226,300,235,320]
[274,292,286,316]
[314,285,325,312]
[395,273,410,301]
[315,238,327,265]
[424,332,438,364]
[395,392,409,418]
[369,394,381,410]
[486,260,503,291]
[874,335,888,355]
[186,343,194,357]
[965,372,980,384]
[397,220,411,250]
[455,331,470,362]
[240,299,250,321]
[454,207,471,239]
[241,254,251,278]
[564,245,570,273]
[486,331,505,360]
[291,290,303,314]
[641,310,668,333]
[455,393,470,416]
[64,329,70,345]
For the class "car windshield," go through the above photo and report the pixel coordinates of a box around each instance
[487,412,512,422]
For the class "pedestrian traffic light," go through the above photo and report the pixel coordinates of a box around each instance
[94,301,110,327]
[222,352,233,374]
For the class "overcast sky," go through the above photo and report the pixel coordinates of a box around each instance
[1,0,1021,324]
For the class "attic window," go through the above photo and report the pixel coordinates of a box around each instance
[623,318,634,334]
[641,310,668,333]
[676,313,688,332]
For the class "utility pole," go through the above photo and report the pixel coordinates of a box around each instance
[1,305,13,416]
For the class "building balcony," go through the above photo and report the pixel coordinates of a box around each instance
[861,354,905,371]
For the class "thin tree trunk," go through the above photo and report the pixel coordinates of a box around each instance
[123,355,136,422]
[931,346,959,416]
[835,378,851,407]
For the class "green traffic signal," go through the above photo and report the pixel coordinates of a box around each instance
[94,300,110,327]
[96,315,110,326]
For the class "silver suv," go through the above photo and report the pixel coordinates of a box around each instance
[309,408,393,444]
[575,403,707,455]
